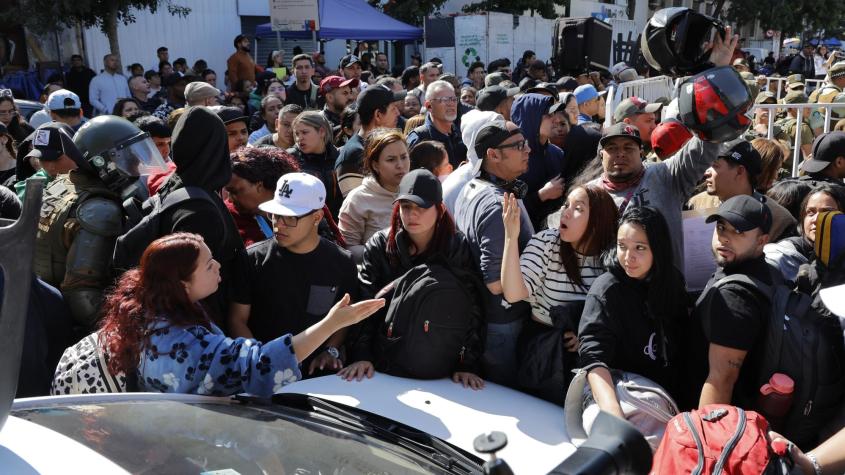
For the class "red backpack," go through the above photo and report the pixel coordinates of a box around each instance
[650,405,790,474]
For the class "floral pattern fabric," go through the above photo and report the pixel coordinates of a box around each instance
[138,321,301,397]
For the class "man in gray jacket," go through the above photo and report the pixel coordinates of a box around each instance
[587,122,719,270]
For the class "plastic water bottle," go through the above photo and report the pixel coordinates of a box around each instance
[757,373,794,429]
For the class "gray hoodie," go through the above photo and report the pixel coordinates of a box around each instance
[589,137,720,270]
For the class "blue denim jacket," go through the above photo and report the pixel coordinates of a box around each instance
[138,320,301,397]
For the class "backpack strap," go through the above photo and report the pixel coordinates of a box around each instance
[712,274,774,300]
[682,412,706,475]
[713,407,748,475]
[160,186,215,211]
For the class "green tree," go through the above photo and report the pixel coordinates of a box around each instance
[725,0,845,36]
[367,0,450,26]
[3,0,190,65]
[461,0,567,18]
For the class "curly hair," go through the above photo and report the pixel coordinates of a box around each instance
[230,147,300,189]
[99,233,211,376]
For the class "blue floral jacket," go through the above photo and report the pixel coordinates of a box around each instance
[138,321,301,397]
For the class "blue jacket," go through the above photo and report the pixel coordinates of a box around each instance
[510,94,566,230]
[138,319,301,397]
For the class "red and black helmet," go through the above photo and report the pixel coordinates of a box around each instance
[641,7,725,76]
[677,66,753,142]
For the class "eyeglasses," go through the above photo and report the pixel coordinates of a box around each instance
[431,96,458,104]
[495,139,528,152]
[270,210,316,227]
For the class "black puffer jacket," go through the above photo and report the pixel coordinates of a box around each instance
[286,144,343,219]
[350,228,485,375]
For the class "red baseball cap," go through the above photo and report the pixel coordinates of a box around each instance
[651,119,693,159]
[318,75,360,96]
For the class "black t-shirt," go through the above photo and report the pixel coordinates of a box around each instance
[236,237,359,343]
[687,256,777,408]
[286,82,318,110]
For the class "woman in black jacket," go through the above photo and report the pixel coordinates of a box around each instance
[578,206,689,416]
[286,111,343,218]
[339,169,485,389]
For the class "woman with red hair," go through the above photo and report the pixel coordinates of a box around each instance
[339,169,485,389]
[54,232,383,396]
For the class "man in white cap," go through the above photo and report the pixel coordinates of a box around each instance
[229,172,360,377]
[184,81,221,107]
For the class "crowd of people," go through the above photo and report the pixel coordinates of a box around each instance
[2,28,845,473]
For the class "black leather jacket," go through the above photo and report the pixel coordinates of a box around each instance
[351,228,485,375]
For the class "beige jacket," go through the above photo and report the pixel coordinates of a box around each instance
[339,175,396,263]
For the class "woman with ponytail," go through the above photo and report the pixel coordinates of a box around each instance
[53,232,383,396]
[339,169,485,389]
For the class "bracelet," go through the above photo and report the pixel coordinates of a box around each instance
[807,453,822,475]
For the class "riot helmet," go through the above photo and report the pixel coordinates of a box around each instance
[677,66,753,142]
[73,115,168,194]
[641,8,725,76]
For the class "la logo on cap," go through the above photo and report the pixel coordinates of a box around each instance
[278,180,293,199]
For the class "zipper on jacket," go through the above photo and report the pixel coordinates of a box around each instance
[387,321,394,338]
[424,320,429,332]
[459,346,465,363]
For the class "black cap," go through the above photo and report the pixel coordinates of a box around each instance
[476,85,519,111]
[706,194,772,234]
[719,140,762,177]
[526,82,559,100]
[395,169,442,208]
[26,122,79,162]
[211,106,249,126]
[340,54,360,69]
[599,122,642,147]
[518,77,538,92]
[474,123,520,160]
[556,76,578,91]
[356,85,406,117]
[803,131,845,173]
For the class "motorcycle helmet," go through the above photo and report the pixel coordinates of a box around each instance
[74,115,168,194]
[641,7,725,76]
[677,66,753,142]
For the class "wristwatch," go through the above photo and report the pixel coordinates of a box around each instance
[325,346,340,359]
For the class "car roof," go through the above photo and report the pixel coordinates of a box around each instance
[278,373,576,474]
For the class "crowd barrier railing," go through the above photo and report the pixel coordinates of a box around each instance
[749,102,841,175]
[604,75,676,128]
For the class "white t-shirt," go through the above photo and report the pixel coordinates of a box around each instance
[519,227,604,325]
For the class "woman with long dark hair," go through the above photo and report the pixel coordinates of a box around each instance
[69,232,384,396]
[501,184,618,404]
[766,184,845,284]
[578,206,689,415]
[339,169,484,389]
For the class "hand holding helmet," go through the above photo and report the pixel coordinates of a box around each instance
[641,8,737,76]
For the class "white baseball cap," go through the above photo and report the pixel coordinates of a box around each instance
[46,89,81,111]
[258,172,325,217]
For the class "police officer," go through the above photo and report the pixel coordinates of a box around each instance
[34,115,167,329]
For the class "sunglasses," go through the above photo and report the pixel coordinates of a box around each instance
[495,139,528,152]
[270,209,317,228]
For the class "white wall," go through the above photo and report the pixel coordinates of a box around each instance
[82,0,242,82]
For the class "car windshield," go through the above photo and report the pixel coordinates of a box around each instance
[14,399,457,474]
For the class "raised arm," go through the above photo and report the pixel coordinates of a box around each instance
[501,192,530,302]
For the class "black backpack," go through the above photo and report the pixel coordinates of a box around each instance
[707,275,845,449]
[374,262,475,380]
[113,186,216,271]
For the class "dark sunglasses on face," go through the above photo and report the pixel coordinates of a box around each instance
[495,139,528,152]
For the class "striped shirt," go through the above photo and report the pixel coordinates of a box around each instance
[520,228,604,325]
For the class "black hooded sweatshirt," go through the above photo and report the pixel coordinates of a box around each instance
[157,106,246,323]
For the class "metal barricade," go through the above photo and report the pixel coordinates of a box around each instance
[748,102,842,175]
[805,78,825,91]
[604,75,676,127]
[765,77,787,98]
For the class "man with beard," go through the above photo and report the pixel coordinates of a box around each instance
[406,80,467,169]
[227,34,256,90]
[319,75,358,132]
[688,195,777,409]
[585,122,719,270]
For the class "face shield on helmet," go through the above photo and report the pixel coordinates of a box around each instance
[678,66,753,142]
[110,133,169,177]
